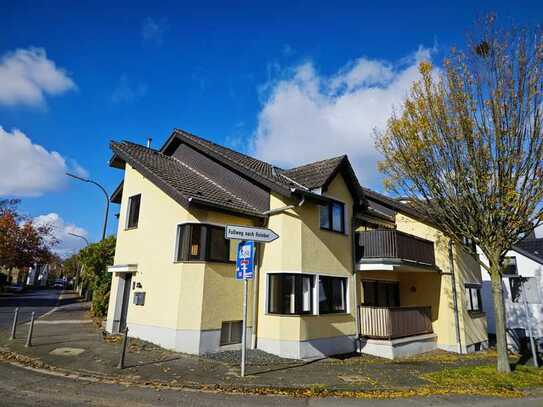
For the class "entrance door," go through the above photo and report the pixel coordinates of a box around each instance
[119,273,133,332]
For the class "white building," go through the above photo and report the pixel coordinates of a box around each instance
[481,239,543,350]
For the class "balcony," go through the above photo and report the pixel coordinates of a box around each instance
[356,229,436,271]
[359,305,433,339]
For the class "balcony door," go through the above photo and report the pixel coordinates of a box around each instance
[362,280,399,307]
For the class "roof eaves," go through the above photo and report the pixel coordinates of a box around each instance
[110,142,192,211]
[511,245,543,265]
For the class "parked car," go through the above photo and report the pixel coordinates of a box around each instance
[6,284,24,293]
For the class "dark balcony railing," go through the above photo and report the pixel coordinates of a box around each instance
[357,229,435,266]
[359,305,433,339]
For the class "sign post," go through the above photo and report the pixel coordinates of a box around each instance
[235,240,255,377]
[227,225,279,378]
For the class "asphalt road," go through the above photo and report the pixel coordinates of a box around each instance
[0,289,62,329]
[0,362,541,407]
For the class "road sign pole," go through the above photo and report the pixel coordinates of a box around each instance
[241,277,248,377]
[521,279,539,367]
[250,243,259,350]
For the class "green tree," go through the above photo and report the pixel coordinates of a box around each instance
[78,236,116,317]
[376,16,543,373]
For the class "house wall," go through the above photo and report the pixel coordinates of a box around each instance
[106,164,258,354]
[257,174,357,359]
[394,213,488,352]
[480,249,543,340]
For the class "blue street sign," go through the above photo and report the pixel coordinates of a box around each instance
[236,240,255,280]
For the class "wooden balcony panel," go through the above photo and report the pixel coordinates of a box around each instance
[357,229,435,266]
[359,305,433,339]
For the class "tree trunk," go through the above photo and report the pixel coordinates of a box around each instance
[489,263,511,373]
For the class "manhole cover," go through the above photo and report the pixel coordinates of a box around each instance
[49,347,86,356]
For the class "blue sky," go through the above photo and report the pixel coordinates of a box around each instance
[1,1,541,255]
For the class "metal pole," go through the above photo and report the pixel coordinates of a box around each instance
[241,278,248,377]
[521,279,539,368]
[9,308,19,340]
[66,173,110,241]
[250,244,259,350]
[25,312,35,347]
[117,327,129,369]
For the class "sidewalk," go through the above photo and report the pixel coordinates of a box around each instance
[0,295,541,399]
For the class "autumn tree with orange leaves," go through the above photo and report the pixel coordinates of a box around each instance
[376,16,543,373]
[0,199,57,271]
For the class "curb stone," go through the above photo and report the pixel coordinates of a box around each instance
[0,349,534,400]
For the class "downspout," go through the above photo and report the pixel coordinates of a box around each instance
[449,240,463,354]
[352,217,361,353]
[250,195,305,350]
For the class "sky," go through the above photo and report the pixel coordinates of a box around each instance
[1,0,542,256]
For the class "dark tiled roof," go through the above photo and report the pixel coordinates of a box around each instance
[514,238,543,263]
[282,155,347,190]
[173,129,295,192]
[110,141,265,217]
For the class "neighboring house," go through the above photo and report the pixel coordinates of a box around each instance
[26,263,49,287]
[105,129,487,360]
[481,239,543,349]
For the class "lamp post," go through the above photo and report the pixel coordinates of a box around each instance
[68,232,89,246]
[66,173,109,241]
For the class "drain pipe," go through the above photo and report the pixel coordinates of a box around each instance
[251,195,306,350]
[449,240,463,354]
[352,218,361,353]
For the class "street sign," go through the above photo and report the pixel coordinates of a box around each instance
[225,225,279,243]
[235,241,255,280]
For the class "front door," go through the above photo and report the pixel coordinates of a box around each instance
[119,273,132,332]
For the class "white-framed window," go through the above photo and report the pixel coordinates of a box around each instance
[465,283,483,313]
[126,194,141,229]
[268,273,314,315]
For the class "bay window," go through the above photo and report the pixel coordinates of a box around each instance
[268,274,314,315]
[319,276,347,313]
[175,223,231,263]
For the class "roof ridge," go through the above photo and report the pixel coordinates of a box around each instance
[174,128,284,171]
[285,154,347,172]
[169,155,262,213]
[173,129,290,188]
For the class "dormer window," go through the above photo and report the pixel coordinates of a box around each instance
[320,201,345,233]
[126,194,141,229]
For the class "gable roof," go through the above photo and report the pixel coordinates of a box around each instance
[110,141,266,218]
[109,128,367,217]
[282,155,346,189]
[161,128,365,204]
[162,129,294,195]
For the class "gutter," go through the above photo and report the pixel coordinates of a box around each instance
[352,219,362,352]
[448,240,463,354]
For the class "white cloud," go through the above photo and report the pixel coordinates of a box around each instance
[0,127,87,197]
[33,213,88,258]
[0,47,75,107]
[142,17,168,46]
[252,47,433,187]
[111,74,147,104]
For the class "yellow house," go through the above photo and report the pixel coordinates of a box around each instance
[105,129,487,359]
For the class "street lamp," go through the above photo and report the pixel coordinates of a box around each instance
[66,173,110,241]
[68,232,89,246]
